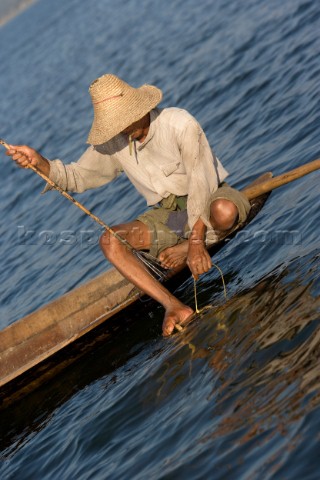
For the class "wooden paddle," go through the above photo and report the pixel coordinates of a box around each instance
[241,158,320,200]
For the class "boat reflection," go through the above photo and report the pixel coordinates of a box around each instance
[1,252,319,463]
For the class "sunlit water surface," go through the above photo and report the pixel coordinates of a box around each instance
[0,0,319,478]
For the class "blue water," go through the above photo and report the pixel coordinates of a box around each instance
[0,0,320,478]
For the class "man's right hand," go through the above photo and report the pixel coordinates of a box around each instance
[187,240,212,280]
[187,218,212,280]
[5,144,50,176]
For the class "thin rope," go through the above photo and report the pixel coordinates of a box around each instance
[174,262,228,333]
[93,93,123,105]
[212,262,228,301]
[193,276,200,314]
[193,262,228,315]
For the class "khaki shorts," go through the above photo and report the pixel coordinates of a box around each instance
[137,184,251,257]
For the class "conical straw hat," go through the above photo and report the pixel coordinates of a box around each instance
[87,74,162,145]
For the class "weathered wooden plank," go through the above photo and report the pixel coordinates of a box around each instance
[0,269,138,387]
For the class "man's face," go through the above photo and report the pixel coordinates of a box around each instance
[121,114,150,142]
[122,120,144,141]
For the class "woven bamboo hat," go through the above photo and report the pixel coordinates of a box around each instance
[87,74,162,145]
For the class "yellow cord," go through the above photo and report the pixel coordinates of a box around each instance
[175,263,228,332]
[193,276,200,314]
[193,262,228,315]
[212,262,228,301]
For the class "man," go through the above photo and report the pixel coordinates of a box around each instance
[6,74,251,335]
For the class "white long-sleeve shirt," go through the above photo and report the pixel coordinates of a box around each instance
[45,107,228,229]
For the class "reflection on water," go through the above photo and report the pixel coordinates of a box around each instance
[0,305,160,458]
[0,0,319,476]
[1,252,319,478]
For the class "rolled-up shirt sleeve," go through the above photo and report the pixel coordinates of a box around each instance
[42,146,123,193]
[180,120,228,230]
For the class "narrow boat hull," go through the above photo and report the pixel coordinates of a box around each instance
[0,174,272,403]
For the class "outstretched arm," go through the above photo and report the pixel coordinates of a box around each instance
[5,143,123,193]
[6,144,50,176]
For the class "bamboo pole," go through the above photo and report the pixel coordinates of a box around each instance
[242,158,320,200]
[0,139,129,246]
[3,138,319,205]
[0,139,168,280]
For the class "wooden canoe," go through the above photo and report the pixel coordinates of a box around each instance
[0,176,271,400]
[1,158,319,406]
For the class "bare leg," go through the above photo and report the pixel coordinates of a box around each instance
[100,221,193,336]
[159,199,239,269]
[158,241,189,269]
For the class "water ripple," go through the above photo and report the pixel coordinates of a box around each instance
[1,0,320,478]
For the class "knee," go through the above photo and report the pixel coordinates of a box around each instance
[99,230,111,257]
[210,199,238,230]
[99,228,122,259]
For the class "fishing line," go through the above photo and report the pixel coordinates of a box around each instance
[0,139,168,281]
[174,261,228,333]
[193,276,200,314]
[193,262,228,314]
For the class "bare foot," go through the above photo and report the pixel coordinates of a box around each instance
[159,241,189,269]
[162,303,194,336]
